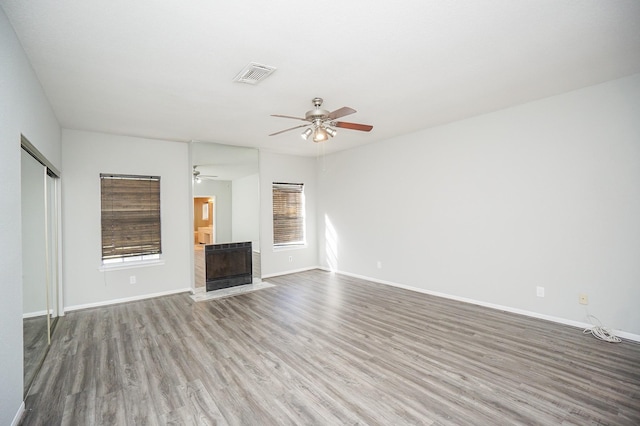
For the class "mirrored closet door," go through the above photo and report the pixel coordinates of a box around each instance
[21,140,60,397]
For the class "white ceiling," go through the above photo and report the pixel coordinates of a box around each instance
[2,0,640,156]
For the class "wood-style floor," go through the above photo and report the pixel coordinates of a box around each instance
[23,316,49,396]
[20,270,640,425]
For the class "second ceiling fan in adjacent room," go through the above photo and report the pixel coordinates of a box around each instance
[192,165,217,183]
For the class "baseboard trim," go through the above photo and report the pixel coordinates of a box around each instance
[321,268,640,343]
[261,266,320,279]
[64,288,192,312]
[23,309,52,319]
[12,401,25,426]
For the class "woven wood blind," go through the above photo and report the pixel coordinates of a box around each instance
[272,182,305,246]
[101,174,161,260]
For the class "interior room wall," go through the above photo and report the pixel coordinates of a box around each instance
[259,151,318,277]
[0,7,62,424]
[232,173,260,248]
[194,179,232,243]
[61,129,192,309]
[317,73,640,337]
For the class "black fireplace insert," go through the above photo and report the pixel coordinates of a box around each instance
[205,241,253,291]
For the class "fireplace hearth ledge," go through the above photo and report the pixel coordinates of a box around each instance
[190,279,274,302]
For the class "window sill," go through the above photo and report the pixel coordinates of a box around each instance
[273,244,307,252]
[99,259,165,272]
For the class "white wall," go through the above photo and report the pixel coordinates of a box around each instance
[194,179,232,243]
[232,173,260,247]
[61,130,192,308]
[0,7,61,424]
[317,73,640,337]
[259,151,318,277]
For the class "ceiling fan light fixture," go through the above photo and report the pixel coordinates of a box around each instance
[301,128,313,140]
[325,127,337,138]
[313,127,328,143]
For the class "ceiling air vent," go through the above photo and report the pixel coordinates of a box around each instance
[233,62,276,85]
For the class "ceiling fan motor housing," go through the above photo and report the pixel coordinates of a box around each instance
[305,97,330,121]
[305,109,330,120]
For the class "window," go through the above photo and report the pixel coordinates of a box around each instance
[100,174,161,263]
[272,182,305,247]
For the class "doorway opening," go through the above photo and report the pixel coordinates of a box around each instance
[194,196,214,288]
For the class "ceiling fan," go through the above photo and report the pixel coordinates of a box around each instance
[269,97,373,142]
[192,165,217,183]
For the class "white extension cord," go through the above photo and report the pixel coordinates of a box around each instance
[583,314,621,343]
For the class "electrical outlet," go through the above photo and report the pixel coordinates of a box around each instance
[129,275,136,284]
[288,256,293,262]
[377,261,382,269]
[536,286,545,297]
[579,294,588,305]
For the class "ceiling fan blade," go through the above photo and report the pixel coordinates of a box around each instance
[328,107,356,120]
[271,114,309,122]
[334,121,373,132]
[269,123,311,136]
